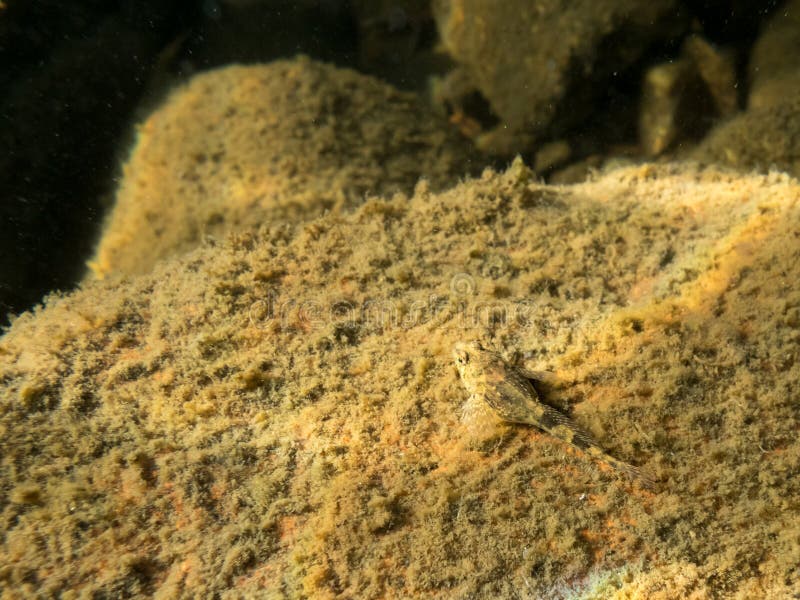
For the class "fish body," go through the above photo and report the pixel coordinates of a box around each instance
[453,341,654,488]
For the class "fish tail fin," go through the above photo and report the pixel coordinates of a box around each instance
[605,455,658,491]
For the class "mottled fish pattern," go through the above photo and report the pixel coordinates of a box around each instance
[453,341,655,489]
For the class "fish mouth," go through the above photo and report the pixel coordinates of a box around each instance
[452,345,466,365]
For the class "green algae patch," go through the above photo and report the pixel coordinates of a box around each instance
[1,164,799,597]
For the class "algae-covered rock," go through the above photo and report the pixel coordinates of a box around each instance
[432,0,683,154]
[2,163,800,597]
[90,56,478,279]
[691,97,800,178]
[639,35,737,156]
[748,0,800,111]
[690,2,800,178]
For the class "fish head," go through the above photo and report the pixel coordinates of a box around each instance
[453,341,483,381]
